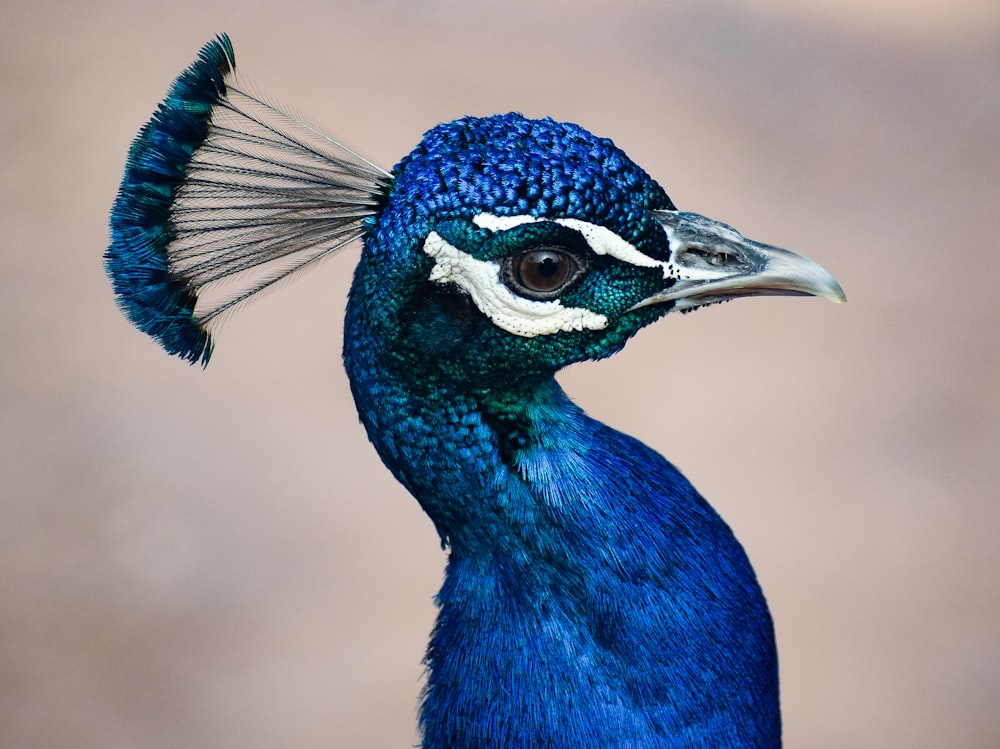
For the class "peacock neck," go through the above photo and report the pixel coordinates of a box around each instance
[345,342,574,551]
[342,294,781,748]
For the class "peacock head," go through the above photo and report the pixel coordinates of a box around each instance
[106,36,843,379]
[351,113,844,389]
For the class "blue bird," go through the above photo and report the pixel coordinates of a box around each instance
[106,35,844,748]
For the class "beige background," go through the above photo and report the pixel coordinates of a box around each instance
[3,1,998,747]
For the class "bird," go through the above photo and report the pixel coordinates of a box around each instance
[106,35,844,749]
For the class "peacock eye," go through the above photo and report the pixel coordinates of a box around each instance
[505,248,584,299]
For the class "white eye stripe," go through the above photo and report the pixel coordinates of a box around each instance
[423,231,608,338]
[551,218,665,273]
[472,213,678,280]
[472,214,538,232]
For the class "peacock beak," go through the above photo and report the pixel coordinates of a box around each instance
[631,210,846,312]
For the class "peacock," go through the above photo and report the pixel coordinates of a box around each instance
[106,35,844,748]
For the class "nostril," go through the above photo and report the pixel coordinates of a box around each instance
[679,245,736,268]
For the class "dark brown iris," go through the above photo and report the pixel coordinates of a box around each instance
[515,250,575,293]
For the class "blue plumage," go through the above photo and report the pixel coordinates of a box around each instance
[107,36,844,748]
[345,371,780,746]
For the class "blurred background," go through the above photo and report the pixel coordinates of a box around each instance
[2,1,998,747]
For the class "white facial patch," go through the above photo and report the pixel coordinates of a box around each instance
[659,220,738,283]
[422,231,608,338]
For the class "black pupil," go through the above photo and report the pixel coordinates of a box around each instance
[517,250,571,292]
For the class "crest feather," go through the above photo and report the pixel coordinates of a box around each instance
[106,34,391,365]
